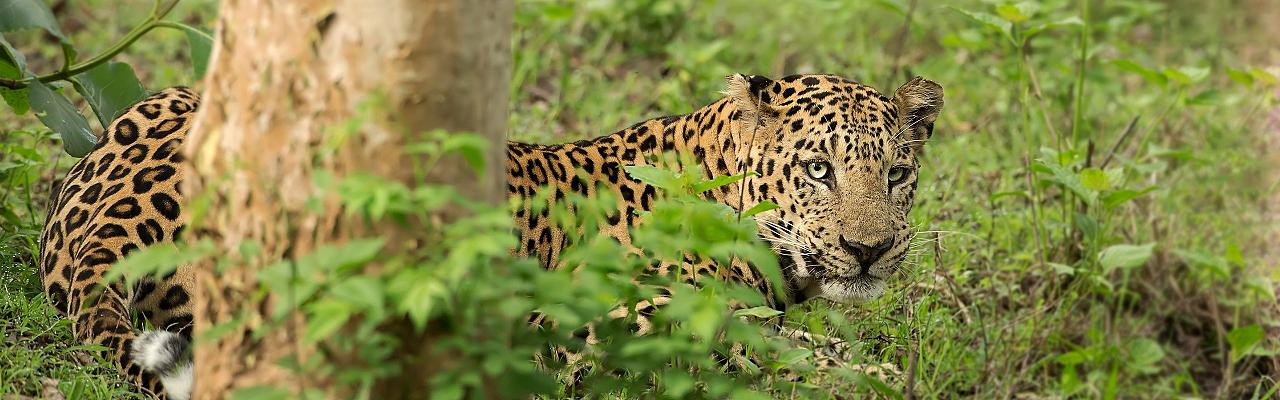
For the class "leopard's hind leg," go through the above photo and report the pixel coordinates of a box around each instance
[48,235,193,399]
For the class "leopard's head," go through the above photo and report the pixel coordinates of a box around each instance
[726,73,943,304]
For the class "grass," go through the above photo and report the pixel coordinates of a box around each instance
[3,0,1279,398]
[509,0,1279,397]
[0,279,144,399]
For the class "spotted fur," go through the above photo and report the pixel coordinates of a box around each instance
[38,88,198,399]
[38,74,942,398]
[509,74,943,306]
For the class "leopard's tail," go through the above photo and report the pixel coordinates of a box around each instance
[61,277,192,400]
[131,330,194,400]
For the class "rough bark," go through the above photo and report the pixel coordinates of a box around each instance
[183,0,511,397]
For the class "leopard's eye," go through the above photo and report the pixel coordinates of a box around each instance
[806,162,830,180]
[887,166,909,185]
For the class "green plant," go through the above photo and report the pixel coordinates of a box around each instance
[0,0,210,156]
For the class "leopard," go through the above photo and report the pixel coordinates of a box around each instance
[38,87,199,399]
[510,73,943,306]
[37,73,941,399]
[508,73,943,382]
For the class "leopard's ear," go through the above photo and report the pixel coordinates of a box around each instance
[725,73,779,133]
[892,77,944,145]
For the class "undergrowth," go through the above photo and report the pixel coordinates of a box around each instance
[1,0,1277,399]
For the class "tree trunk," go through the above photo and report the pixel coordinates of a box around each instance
[183,0,511,397]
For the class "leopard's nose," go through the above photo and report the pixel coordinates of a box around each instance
[839,236,894,270]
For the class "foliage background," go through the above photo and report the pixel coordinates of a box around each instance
[1,0,1278,398]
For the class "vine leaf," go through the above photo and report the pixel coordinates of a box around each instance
[177,23,213,78]
[28,80,96,157]
[0,34,26,71]
[0,35,27,114]
[1097,243,1156,273]
[74,61,146,127]
[0,0,69,42]
[0,0,76,70]
[951,7,1014,47]
[742,201,778,218]
[692,172,753,194]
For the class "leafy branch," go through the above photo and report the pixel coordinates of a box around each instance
[0,0,200,89]
[0,0,210,157]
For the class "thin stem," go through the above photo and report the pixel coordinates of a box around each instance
[1023,155,1048,267]
[1020,44,1063,149]
[1071,0,1090,147]
[155,20,212,42]
[154,0,181,19]
[1100,116,1140,169]
[887,0,920,82]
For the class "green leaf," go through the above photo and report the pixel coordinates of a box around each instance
[1034,159,1096,204]
[742,201,778,218]
[1101,186,1155,210]
[858,373,905,400]
[105,241,215,286]
[1249,67,1278,86]
[294,238,385,274]
[74,61,146,127]
[624,165,682,191]
[994,4,1029,23]
[0,35,27,113]
[0,0,69,42]
[1126,338,1165,374]
[775,348,812,366]
[1227,325,1264,361]
[304,299,353,342]
[65,344,111,352]
[439,132,489,174]
[177,23,214,78]
[28,80,96,157]
[0,0,75,81]
[329,276,384,313]
[1057,350,1087,365]
[989,190,1030,202]
[733,306,783,319]
[872,0,907,15]
[1186,89,1221,106]
[662,369,696,398]
[0,34,26,72]
[688,293,724,339]
[1046,262,1075,276]
[1024,16,1083,40]
[1078,167,1110,191]
[1164,66,1210,85]
[1172,249,1230,280]
[692,172,751,194]
[0,37,26,114]
[952,7,1014,46]
[538,4,574,21]
[0,206,19,228]
[230,385,296,400]
[399,273,446,329]
[1226,68,1255,86]
[728,389,773,400]
[1111,59,1168,87]
[1097,243,1155,272]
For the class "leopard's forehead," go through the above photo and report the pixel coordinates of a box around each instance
[773,74,896,113]
[768,74,907,163]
